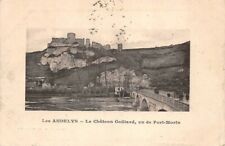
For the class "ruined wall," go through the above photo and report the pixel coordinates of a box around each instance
[92,41,103,49]
[75,38,85,47]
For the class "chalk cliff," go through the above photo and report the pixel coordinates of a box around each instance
[26,41,190,93]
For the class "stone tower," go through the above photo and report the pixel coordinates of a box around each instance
[86,38,90,48]
[67,33,76,43]
[118,43,123,51]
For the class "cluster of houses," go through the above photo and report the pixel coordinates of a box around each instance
[26,77,51,90]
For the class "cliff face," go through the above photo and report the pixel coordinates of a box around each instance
[26,41,190,93]
[98,67,150,88]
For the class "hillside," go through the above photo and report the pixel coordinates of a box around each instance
[26,41,190,94]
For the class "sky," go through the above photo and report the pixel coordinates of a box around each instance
[26,0,190,52]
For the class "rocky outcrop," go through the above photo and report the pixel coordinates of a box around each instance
[40,46,97,72]
[41,51,87,72]
[92,56,116,64]
[26,41,190,93]
[99,67,150,88]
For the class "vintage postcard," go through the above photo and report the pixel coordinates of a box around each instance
[0,0,224,146]
[25,29,190,112]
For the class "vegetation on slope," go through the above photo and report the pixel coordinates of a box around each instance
[26,41,190,94]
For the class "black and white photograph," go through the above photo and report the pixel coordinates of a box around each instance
[25,0,190,111]
[2,0,225,145]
